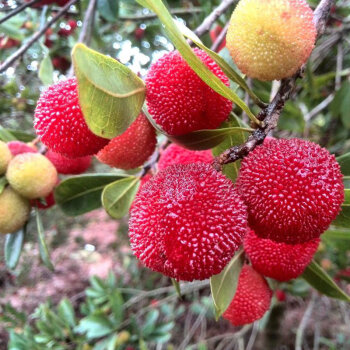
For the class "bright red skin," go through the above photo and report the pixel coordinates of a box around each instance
[97,114,157,170]
[7,141,37,156]
[46,149,91,175]
[0,37,20,49]
[28,0,69,7]
[146,48,232,136]
[58,20,77,37]
[34,78,109,158]
[158,143,213,170]
[209,25,226,52]
[223,265,272,326]
[237,139,344,244]
[31,191,56,209]
[129,163,248,281]
[244,230,320,281]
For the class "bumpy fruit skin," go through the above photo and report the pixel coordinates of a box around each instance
[226,0,317,81]
[129,163,247,281]
[0,141,12,175]
[223,265,272,326]
[0,187,31,234]
[237,139,344,244]
[146,48,232,136]
[34,78,109,158]
[46,150,91,175]
[7,141,37,156]
[244,230,320,281]
[97,114,157,170]
[158,144,213,170]
[6,153,58,199]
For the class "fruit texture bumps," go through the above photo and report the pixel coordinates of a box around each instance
[244,230,320,281]
[34,78,109,158]
[129,163,247,281]
[223,265,272,326]
[237,139,344,244]
[226,0,317,81]
[146,48,232,136]
[46,150,91,175]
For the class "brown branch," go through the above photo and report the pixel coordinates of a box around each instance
[0,0,43,25]
[76,0,97,45]
[210,21,229,52]
[213,0,335,170]
[0,0,78,74]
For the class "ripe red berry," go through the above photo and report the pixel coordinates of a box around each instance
[46,150,91,175]
[97,114,157,170]
[158,143,213,170]
[7,141,37,156]
[275,289,286,302]
[244,229,320,281]
[31,190,56,210]
[223,265,272,326]
[129,163,247,281]
[237,139,344,244]
[34,78,109,158]
[52,56,71,71]
[146,48,232,136]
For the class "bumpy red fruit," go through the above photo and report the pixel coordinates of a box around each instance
[129,163,247,281]
[46,150,91,175]
[34,78,109,158]
[158,144,213,170]
[146,48,232,136]
[7,141,37,156]
[237,139,344,244]
[223,265,272,326]
[97,114,156,170]
[244,230,320,281]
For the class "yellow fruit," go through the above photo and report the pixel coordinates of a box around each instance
[0,187,31,234]
[0,141,12,175]
[226,0,317,81]
[6,153,58,199]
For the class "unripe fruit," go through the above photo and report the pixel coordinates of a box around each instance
[34,78,109,158]
[7,141,37,156]
[0,141,12,175]
[226,0,317,81]
[97,114,157,170]
[146,48,232,136]
[46,150,91,175]
[244,229,320,281]
[6,153,58,199]
[158,144,213,170]
[223,265,272,326]
[237,139,344,244]
[129,163,247,281]
[0,187,31,234]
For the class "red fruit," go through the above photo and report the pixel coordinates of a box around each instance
[0,37,20,49]
[129,163,247,281]
[34,78,109,158]
[223,265,272,326]
[275,289,286,302]
[52,56,71,71]
[7,141,37,156]
[31,191,56,210]
[158,143,213,170]
[135,28,145,41]
[244,229,320,281]
[97,114,157,170]
[146,48,232,136]
[209,25,226,52]
[237,139,344,244]
[46,150,91,175]
[58,20,77,37]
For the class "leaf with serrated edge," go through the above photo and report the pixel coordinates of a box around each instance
[72,44,146,139]
[210,249,244,320]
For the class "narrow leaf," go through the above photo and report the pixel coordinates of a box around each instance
[332,189,350,228]
[210,249,244,320]
[0,177,8,195]
[0,126,16,142]
[337,153,350,176]
[302,260,350,302]
[322,229,350,241]
[4,228,24,270]
[58,298,76,328]
[72,44,146,139]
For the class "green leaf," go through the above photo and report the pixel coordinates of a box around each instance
[4,228,25,270]
[135,0,258,123]
[35,207,54,271]
[97,0,119,22]
[171,279,181,298]
[210,249,244,320]
[38,54,54,86]
[55,173,128,216]
[302,260,350,302]
[75,314,115,339]
[322,229,350,241]
[332,189,350,228]
[72,43,146,139]
[101,177,140,219]
[141,310,159,337]
[58,298,76,328]
[337,153,350,176]
[331,81,350,129]
[0,177,8,195]
[0,126,16,142]
[5,129,36,142]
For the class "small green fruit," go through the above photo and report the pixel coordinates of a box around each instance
[0,141,12,175]
[0,187,31,234]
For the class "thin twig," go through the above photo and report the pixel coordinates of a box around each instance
[76,0,97,45]
[0,0,42,25]
[210,22,229,52]
[214,0,335,169]
[0,0,78,74]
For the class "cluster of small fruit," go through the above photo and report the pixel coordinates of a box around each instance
[0,139,92,235]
